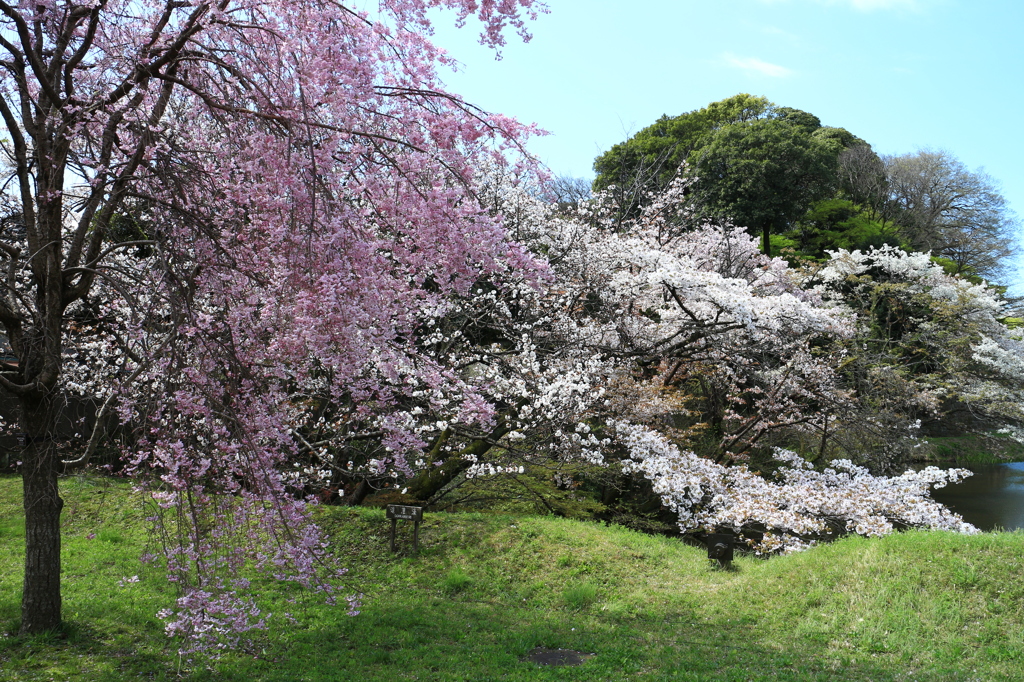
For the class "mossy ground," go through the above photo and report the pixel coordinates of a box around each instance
[918,434,1024,465]
[2,473,1023,680]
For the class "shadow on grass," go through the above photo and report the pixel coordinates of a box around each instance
[0,571,1002,681]
[0,600,180,682]
[167,599,950,682]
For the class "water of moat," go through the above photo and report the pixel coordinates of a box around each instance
[928,461,1024,531]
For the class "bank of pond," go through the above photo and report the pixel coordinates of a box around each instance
[930,461,1024,531]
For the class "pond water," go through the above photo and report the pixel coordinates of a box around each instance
[928,462,1024,531]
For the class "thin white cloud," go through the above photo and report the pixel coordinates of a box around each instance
[762,25,801,42]
[839,0,921,9]
[722,53,794,78]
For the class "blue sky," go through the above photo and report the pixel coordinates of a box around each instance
[429,0,1024,288]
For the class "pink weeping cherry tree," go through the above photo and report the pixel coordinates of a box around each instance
[0,0,545,641]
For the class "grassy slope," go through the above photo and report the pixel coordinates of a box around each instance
[2,473,1024,681]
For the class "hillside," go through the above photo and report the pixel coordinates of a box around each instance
[2,473,1023,681]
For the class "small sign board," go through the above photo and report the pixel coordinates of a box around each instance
[386,504,423,521]
[386,504,424,552]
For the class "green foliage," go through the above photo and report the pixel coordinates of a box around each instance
[102,203,155,257]
[775,106,822,133]
[592,95,864,256]
[920,434,1024,465]
[789,198,903,258]
[693,117,840,254]
[768,233,800,257]
[593,93,772,193]
[105,211,149,244]
[811,126,865,154]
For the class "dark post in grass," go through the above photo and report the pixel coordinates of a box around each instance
[706,533,734,568]
[386,504,424,552]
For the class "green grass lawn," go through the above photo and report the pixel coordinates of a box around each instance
[2,473,1024,681]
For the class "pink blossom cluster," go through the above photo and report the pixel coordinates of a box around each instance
[0,0,544,655]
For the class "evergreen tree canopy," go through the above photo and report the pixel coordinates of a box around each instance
[593,95,864,255]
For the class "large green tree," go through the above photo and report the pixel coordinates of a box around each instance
[693,117,840,256]
[592,94,773,217]
[593,96,861,255]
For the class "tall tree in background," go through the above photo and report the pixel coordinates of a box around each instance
[592,94,773,219]
[592,96,859,255]
[883,150,1020,281]
[0,0,542,640]
[692,117,839,256]
[836,144,891,222]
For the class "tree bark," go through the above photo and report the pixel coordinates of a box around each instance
[405,423,511,504]
[405,455,475,503]
[342,479,371,506]
[19,394,63,634]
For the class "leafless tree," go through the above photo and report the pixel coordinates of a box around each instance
[883,150,1021,282]
[545,174,593,210]
[837,144,889,220]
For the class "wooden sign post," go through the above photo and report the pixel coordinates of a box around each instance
[386,504,424,553]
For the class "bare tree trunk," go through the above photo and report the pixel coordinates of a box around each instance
[406,424,511,504]
[405,455,475,503]
[19,394,62,634]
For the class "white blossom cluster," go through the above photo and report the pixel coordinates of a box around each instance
[465,463,525,478]
[550,177,857,460]
[812,244,1024,440]
[616,420,978,554]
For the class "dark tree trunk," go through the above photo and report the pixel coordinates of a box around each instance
[19,394,63,634]
[405,424,511,504]
[342,479,371,506]
[405,455,475,503]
